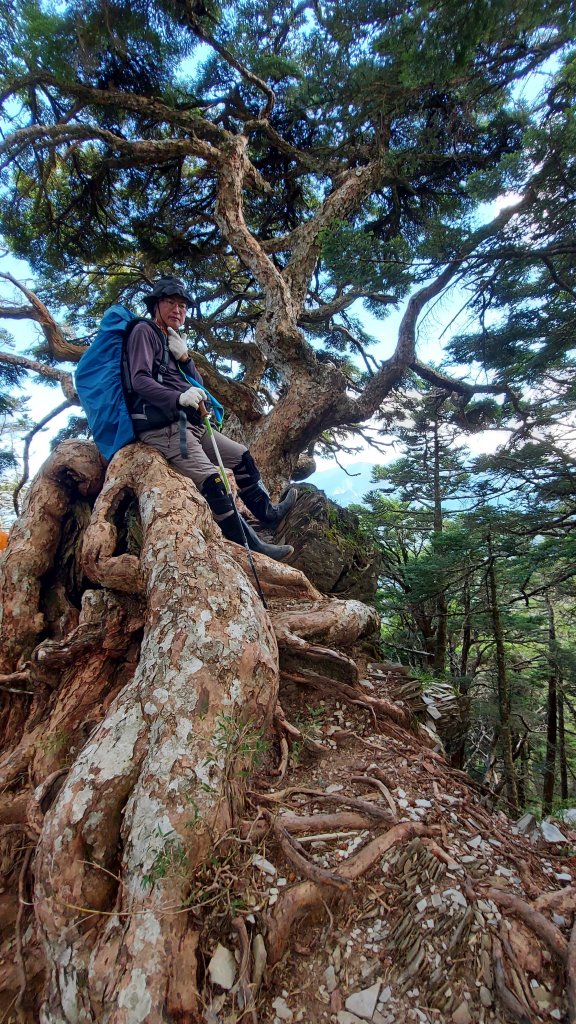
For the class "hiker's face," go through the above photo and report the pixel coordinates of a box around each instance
[156,296,188,330]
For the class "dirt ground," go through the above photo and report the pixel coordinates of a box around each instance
[200,671,575,1024]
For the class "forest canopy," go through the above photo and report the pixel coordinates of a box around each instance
[1,0,576,488]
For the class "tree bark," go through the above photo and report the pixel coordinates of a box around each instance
[432,416,447,675]
[542,597,558,815]
[559,689,569,802]
[486,532,519,812]
[31,443,280,1021]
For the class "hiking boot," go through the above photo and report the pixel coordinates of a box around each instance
[233,451,298,525]
[202,473,294,562]
[223,516,294,561]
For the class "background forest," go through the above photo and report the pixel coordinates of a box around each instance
[1,0,576,888]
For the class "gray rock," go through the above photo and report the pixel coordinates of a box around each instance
[325,964,337,992]
[443,887,467,908]
[479,985,492,1007]
[514,812,538,836]
[466,834,482,848]
[207,944,236,990]
[252,853,277,876]
[279,486,380,602]
[337,1014,365,1024]
[345,982,381,1020]
[272,995,293,1021]
[541,820,568,843]
[452,1000,472,1024]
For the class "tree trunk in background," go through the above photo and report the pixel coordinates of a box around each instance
[542,597,558,816]
[517,737,530,808]
[558,690,568,802]
[432,417,447,675]
[459,579,472,679]
[486,533,518,812]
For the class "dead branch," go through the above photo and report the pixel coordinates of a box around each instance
[13,400,73,515]
[265,812,349,890]
[0,272,86,361]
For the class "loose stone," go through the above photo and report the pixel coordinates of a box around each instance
[208,944,236,990]
[452,1000,472,1024]
[345,981,381,1020]
[479,986,492,1007]
[271,995,293,1021]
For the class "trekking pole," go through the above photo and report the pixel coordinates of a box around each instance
[199,401,268,609]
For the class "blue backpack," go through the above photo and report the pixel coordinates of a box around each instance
[75,305,223,461]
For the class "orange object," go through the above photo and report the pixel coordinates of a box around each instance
[0,530,9,551]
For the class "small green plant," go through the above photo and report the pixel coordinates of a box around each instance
[142,826,188,889]
[294,704,324,740]
[205,713,268,779]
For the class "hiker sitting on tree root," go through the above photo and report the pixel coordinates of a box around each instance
[126,276,297,561]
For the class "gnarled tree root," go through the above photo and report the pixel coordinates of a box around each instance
[265,821,432,965]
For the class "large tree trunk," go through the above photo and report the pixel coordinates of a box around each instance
[0,440,378,1022]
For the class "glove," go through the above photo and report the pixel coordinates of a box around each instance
[167,327,189,361]
[178,386,207,411]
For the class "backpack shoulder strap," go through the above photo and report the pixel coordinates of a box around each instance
[123,318,169,388]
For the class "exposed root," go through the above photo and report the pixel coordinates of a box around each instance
[272,704,328,777]
[26,768,69,836]
[568,917,576,1024]
[14,846,34,1019]
[492,935,533,1024]
[2,438,573,1023]
[281,668,412,730]
[350,774,397,816]
[0,440,105,675]
[534,885,576,915]
[255,786,396,824]
[274,734,290,780]
[420,837,460,871]
[272,601,380,648]
[265,822,431,965]
[277,635,360,684]
[241,811,373,840]
[485,888,568,962]
[499,922,542,1018]
[265,812,349,889]
[230,549,323,601]
[232,915,258,1024]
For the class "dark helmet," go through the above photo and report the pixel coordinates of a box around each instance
[143,276,193,314]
